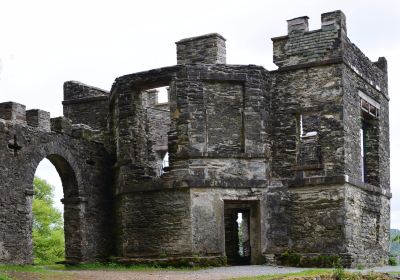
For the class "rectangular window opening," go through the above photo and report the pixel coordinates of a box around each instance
[299,114,318,138]
[140,85,171,177]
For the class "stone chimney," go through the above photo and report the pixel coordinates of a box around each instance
[176,33,226,64]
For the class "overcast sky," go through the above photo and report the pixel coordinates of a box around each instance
[1,0,399,228]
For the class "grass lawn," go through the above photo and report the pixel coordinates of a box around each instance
[0,263,193,280]
[229,269,333,280]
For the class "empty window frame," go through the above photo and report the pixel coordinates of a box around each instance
[359,90,380,118]
[299,114,318,138]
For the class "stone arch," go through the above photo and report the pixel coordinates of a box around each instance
[26,141,88,264]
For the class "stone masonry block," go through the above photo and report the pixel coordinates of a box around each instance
[287,16,309,34]
[321,10,347,34]
[26,109,51,131]
[0,102,26,124]
[176,33,226,64]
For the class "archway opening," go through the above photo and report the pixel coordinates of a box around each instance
[33,158,65,264]
[32,154,81,265]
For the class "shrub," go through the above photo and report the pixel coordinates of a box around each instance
[278,251,301,266]
[388,256,398,266]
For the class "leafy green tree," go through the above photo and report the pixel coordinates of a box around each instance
[32,177,65,264]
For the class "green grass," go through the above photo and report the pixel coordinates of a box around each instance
[62,262,196,271]
[229,269,333,280]
[0,274,11,280]
[0,265,66,280]
[0,265,48,273]
[229,269,400,280]
[0,262,198,279]
[0,262,196,273]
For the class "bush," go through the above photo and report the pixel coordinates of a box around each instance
[332,263,346,280]
[278,251,301,266]
[389,256,398,266]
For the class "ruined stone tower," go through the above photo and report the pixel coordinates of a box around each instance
[0,10,390,268]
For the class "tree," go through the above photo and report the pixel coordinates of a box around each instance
[32,177,65,264]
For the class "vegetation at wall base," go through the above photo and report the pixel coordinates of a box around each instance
[389,256,398,266]
[277,251,340,268]
[32,177,65,265]
[230,271,395,280]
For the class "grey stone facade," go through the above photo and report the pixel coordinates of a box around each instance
[0,10,390,268]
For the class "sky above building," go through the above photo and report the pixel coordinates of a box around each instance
[1,0,399,228]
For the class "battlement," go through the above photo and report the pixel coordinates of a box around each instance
[272,10,387,96]
[0,102,51,131]
[286,11,346,35]
[26,109,51,131]
[272,10,347,69]
[0,102,26,124]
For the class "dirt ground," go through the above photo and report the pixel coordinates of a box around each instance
[5,265,400,280]
[7,270,239,280]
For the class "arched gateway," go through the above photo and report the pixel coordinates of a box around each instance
[0,10,392,268]
[0,94,113,264]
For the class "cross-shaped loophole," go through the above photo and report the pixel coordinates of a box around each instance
[8,135,22,156]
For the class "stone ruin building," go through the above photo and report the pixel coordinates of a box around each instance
[0,10,390,268]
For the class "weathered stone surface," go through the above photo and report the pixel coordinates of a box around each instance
[0,10,390,268]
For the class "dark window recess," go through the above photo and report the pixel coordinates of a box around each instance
[297,114,321,166]
[360,113,380,185]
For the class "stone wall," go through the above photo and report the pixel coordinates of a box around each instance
[270,64,344,180]
[344,185,390,267]
[115,189,192,258]
[0,102,113,264]
[63,81,110,131]
[166,64,270,189]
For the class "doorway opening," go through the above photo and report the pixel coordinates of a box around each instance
[31,154,82,265]
[33,158,65,264]
[224,201,261,265]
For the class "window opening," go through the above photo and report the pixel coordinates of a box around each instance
[360,127,365,182]
[155,86,169,104]
[160,152,169,175]
[360,98,379,118]
[299,114,318,138]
